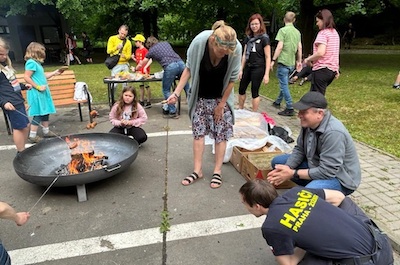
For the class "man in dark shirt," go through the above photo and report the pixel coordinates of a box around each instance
[239,179,394,265]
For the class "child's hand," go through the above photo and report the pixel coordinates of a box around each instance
[130,66,136,72]
[37,85,46,91]
[4,102,15,111]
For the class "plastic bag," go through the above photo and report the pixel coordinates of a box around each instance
[205,109,292,163]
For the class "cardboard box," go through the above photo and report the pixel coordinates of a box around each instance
[230,143,282,173]
[241,153,297,189]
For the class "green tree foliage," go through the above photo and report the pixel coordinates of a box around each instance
[1,0,399,50]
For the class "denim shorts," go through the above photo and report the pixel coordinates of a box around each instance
[5,104,30,130]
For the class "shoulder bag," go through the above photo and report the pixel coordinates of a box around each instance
[105,38,127,70]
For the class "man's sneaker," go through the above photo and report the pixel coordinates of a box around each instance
[278,108,295,116]
[28,135,42,143]
[393,84,400,89]
[144,102,152,109]
[272,102,281,109]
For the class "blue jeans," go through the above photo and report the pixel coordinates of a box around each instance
[0,242,11,265]
[163,61,189,113]
[275,64,294,109]
[271,154,353,195]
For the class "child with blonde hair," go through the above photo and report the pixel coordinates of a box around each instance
[0,37,31,153]
[24,42,64,143]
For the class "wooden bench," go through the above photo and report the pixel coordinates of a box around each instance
[2,70,92,135]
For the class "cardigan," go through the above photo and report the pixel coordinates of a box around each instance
[185,30,242,122]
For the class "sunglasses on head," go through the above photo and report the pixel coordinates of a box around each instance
[214,35,236,49]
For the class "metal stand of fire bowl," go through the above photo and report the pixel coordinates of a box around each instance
[76,184,88,202]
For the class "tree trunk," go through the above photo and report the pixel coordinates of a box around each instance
[298,0,317,56]
[151,9,158,39]
[142,11,151,38]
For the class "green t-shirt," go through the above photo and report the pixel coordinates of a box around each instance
[275,23,301,67]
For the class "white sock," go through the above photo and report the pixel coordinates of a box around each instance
[29,131,37,138]
[42,127,49,135]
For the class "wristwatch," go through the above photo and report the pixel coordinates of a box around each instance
[293,169,300,180]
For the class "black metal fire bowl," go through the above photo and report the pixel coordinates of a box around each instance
[13,133,139,201]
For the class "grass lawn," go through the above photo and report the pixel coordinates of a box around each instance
[40,50,400,158]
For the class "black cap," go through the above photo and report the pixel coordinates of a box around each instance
[292,91,328,110]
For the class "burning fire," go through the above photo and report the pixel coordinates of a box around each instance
[57,137,108,175]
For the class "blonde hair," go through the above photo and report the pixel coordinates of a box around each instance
[145,36,159,49]
[24,42,46,63]
[0,37,14,72]
[284,11,296,23]
[211,20,237,53]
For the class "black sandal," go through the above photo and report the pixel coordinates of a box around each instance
[182,172,200,186]
[210,173,222,189]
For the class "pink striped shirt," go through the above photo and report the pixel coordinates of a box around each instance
[312,28,340,72]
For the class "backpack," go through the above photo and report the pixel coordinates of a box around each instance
[74,82,92,102]
[268,124,294,144]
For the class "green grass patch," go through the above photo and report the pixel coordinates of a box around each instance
[261,53,400,158]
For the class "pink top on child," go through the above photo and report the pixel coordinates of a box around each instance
[312,28,340,73]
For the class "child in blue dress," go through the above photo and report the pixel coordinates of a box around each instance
[23,42,64,143]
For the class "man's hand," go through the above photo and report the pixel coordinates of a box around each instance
[267,164,293,186]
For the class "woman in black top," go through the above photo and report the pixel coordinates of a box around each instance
[238,13,271,112]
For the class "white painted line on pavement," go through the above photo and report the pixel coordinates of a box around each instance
[0,131,193,151]
[9,214,263,265]
[147,130,192,138]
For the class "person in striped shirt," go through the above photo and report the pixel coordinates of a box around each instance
[303,9,340,95]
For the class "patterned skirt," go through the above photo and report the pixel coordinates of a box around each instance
[192,98,233,143]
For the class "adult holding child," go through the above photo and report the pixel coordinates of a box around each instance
[238,13,271,112]
[134,36,188,119]
[303,9,340,95]
[167,20,242,189]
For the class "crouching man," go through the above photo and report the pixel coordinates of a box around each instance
[239,179,394,265]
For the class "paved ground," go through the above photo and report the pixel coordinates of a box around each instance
[0,93,399,264]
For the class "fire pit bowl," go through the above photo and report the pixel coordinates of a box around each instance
[13,133,139,201]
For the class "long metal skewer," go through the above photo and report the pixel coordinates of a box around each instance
[28,175,61,214]
[12,108,70,145]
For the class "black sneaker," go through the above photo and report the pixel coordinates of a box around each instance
[278,108,295,116]
[168,112,179,119]
[272,102,281,109]
[144,102,152,109]
[162,109,169,115]
[393,84,400,89]
[139,101,145,106]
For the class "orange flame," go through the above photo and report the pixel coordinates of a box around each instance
[66,138,106,174]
